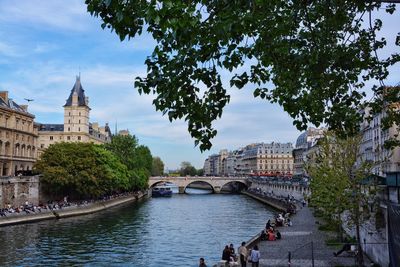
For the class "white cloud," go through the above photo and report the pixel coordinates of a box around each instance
[0,41,22,57]
[33,42,59,53]
[0,0,90,31]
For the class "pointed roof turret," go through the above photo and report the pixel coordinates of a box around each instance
[64,75,88,107]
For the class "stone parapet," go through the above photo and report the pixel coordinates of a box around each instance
[0,191,147,227]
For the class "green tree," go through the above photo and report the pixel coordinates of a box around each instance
[151,156,165,176]
[104,134,138,170]
[104,134,152,189]
[179,161,197,176]
[86,0,400,150]
[196,168,204,176]
[307,133,375,266]
[133,145,153,174]
[34,142,131,199]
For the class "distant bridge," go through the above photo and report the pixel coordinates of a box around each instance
[149,176,250,194]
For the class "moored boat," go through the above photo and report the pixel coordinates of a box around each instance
[152,184,173,197]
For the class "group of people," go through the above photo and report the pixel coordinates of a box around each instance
[0,192,142,218]
[220,242,260,267]
[260,212,292,242]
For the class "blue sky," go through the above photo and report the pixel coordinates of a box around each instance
[0,1,399,170]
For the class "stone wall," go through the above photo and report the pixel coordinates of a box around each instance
[0,176,39,208]
[250,180,310,201]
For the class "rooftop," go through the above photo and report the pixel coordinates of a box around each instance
[64,76,88,107]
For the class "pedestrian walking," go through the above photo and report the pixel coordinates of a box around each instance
[250,245,260,267]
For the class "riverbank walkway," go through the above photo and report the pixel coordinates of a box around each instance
[256,206,372,267]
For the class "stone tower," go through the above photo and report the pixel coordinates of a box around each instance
[63,76,90,135]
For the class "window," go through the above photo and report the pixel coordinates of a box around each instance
[68,119,70,123]
[68,127,70,131]
[79,120,81,124]
[50,136,53,140]
[40,144,44,148]
[78,127,80,132]
[69,112,71,116]
[67,136,71,141]
[79,112,81,116]
[78,136,81,141]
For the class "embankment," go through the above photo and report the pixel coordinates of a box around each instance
[0,191,148,227]
[241,191,287,212]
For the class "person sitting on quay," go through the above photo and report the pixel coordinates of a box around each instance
[267,228,276,241]
[265,219,273,231]
[229,244,236,261]
[0,209,7,217]
[222,245,232,262]
[333,238,353,257]
[275,230,281,240]
[199,257,207,267]
[260,230,268,241]
[275,214,284,227]
[286,218,292,227]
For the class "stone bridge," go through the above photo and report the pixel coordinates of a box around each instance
[149,176,250,194]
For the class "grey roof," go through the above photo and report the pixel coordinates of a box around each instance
[64,76,88,107]
[38,124,64,131]
[0,97,33,116]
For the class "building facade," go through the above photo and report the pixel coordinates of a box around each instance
[38,77,112,155]
[292,127,325,176]
[246,142,294,176]
[0,91,38,176]
[204,142,294,176]
[360,96,400,176]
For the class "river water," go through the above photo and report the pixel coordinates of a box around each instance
[0,189,274,267]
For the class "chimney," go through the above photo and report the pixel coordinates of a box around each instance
[20,105,28,112]
[0,91,9,102]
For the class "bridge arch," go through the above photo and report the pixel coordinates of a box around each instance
[220,180,249,192]
[149,180,178,188]
[184,180,214,193]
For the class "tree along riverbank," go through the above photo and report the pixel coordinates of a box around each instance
[0,191,148,227]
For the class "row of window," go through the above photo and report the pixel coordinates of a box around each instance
[0,142,36,158]
[48,136,82,141]
[0,114,34,132]
[258,159,293,164]
[257,165,293,170]
[67,127,81,132]
[68,112,83,116]
[0,130,33,142]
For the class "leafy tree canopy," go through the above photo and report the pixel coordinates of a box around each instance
[86,0,400,150]
[34,142,131,199]
[179,161,197,176]
[151,156,165,176]
[104,134,153,188]
[104,134,138,170]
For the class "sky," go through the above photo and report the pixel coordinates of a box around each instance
[0,1,399,170]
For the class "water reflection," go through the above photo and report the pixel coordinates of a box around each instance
[0,194,273,267]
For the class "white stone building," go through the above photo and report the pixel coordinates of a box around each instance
[37,77,112,155]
